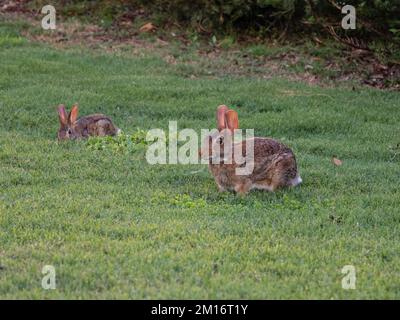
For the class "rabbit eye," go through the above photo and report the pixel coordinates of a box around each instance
[67,129,72,135]
[217,136,224,144]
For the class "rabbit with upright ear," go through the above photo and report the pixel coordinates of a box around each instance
[57,104,120,140]
[199,105,302,195]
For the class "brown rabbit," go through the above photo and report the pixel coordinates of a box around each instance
[57,104,120,140]
[199,105,302,195]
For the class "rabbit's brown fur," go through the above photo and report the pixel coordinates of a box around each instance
[57,104,119,140]
[200,105,302,195]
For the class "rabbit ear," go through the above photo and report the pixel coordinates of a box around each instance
[225,109,239,133]
[58,104,68,126]
[217,105,229,131]
[68,104,79,124]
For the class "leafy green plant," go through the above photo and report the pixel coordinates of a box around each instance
[169,193,207,209]
[86,129,154,154]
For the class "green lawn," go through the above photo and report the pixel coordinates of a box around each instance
[1,19,400,299]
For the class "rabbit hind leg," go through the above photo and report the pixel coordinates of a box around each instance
[96,120,111,136]
[234,179,252,196]
[252,180,276,192]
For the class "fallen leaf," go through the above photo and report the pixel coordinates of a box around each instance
[332,156,343,166]
[139,22,156,33]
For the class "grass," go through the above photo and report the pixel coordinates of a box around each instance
[0,17,400,299]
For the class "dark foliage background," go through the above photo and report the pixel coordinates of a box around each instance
[30,0,400,42]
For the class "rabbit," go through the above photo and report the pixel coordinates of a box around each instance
[57,104,120,140]
[199,105,302,195]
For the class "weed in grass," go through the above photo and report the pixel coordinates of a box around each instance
[86,129,151,154]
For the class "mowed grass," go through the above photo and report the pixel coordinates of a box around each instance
[1,19,400,299]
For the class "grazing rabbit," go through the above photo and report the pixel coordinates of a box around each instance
[199,105,302,195]
[57,104,120,140]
